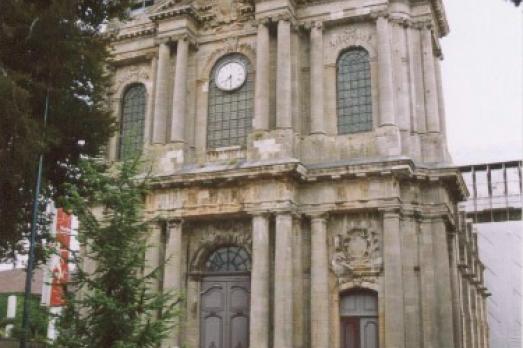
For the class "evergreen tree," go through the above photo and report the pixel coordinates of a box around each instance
[0,0,133,262]
[53,158,179,348]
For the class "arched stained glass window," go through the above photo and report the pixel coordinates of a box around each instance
[205,246,251,272]
[119,84,146,160]
[337,47,373,134]
[207,54,254,148]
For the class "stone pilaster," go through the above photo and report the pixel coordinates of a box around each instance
[400,216,421,348]
[144,55,157,146]
[376,16,396,127]
[419,219,437,348]
[448,231,464,348]
[382,211,405,348]
[310,22,325,135]
[164,219,183,292]
[432,218,455,348]
[276,19,292,129]
[274,213,294,348]
[164,219,183,348]
[421,26,440,133]
[170,37,189,143]
[249,213,270,348]
[153,42,171,144]
[253,21,270,131]
[293,216,304,348]
[310,214,329,348]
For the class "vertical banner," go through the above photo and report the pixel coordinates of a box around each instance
[49,208,71,307]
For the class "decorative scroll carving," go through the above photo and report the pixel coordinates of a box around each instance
[189,220,252,273]
[331,216,382,286]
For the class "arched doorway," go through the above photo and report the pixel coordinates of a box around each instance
[200,246,251,348]
[340,289,379,348]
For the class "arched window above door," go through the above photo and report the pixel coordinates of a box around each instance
[205,246,251,272]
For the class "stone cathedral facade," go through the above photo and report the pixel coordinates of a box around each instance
[107,0,489,347]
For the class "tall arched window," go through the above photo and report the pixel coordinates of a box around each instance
[119,84,146,160]
[337,47,373,134]
[207,53,254,148]
[340,289,378,348]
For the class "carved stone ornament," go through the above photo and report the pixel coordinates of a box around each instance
[114,64,150,94]
[331,227,381,280]
[329,27,372,49]
[189,220,252,273]
[196,0,254,29]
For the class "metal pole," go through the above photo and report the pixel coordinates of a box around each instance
[20,91,49,348]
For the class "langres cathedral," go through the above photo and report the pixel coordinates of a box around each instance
[107,0,488,347]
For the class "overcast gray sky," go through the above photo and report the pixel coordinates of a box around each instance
[441,0,522,165]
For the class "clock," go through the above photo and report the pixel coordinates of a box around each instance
[215,60,247,91]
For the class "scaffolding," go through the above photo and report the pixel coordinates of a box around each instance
[458,160,522,223]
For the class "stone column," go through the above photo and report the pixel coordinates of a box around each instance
[382,211,405,348]
[432,218,455,348]
[164,219,183,292]
[274,213,294,348]
[376,16,396,127]
[448,231,464,348]
[253,21,270,131]
[170,37,189,143]
[310,22,325,134]
[276,19,292,129]
[421,26,440,133]
[292,216,304,348]
[249,213,270,348]
[164,219,183,348]
[153,42,171,144]
[419,219,437,348]
[310,214,329,348]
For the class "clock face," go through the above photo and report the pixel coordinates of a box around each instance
[215,61,247,91]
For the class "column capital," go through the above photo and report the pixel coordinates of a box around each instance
[370,9,389,20]
[255,17,270,26]
[167,218,183,229]
[247,210,271,218]
[306,212,329,221]
[379,207,401,217]
[303,20,323,31]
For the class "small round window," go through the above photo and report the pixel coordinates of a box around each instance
[205,246,251,272]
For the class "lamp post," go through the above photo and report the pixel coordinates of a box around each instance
[20,91,49,348]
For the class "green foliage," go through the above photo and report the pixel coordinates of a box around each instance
[53,158,179,348]
[0,0,134,262]
[0,294,48,342]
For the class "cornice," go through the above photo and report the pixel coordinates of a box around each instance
[149,3,203,22]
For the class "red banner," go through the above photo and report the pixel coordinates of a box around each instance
[50,208,71,307]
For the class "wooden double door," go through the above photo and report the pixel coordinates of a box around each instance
[340,290,379,348]
[200,275,250,348]
[341,317,379,348]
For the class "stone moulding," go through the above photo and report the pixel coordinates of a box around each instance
[188,220,252,274]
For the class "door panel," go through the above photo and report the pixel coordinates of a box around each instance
[201,277,250,348]
[341,318,360,348]
[360,318,378,348]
